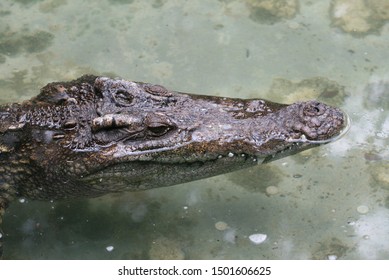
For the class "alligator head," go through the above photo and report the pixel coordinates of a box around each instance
[0,75,349,201]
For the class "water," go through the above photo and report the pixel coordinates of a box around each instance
[1,0,389,259]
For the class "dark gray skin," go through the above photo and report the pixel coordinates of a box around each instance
[0,75,348,257]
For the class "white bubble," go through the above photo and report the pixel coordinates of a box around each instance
[363,235,370,240]
[357,205,369,214]
[106,246,114,252]
[249,233,267,244]
[266,186,279,195]
[215,221,228,231]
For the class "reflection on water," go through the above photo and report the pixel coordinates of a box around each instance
[1,0,389,259]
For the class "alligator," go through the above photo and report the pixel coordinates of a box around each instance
[0,75,349,257]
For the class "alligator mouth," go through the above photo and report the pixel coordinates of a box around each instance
[81,151,261,193]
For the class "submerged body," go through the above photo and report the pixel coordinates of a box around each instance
[0,75,348,256]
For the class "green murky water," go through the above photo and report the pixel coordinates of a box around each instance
[1,0,389,259]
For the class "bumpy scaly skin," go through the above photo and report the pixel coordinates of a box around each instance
[0,75,348,257]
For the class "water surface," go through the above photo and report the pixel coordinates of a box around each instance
[1,0,389,259]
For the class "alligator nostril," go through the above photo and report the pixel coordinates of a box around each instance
[303,102,324,116]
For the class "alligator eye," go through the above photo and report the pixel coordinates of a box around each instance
[147,123,172,137]
[114,90,134,106]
